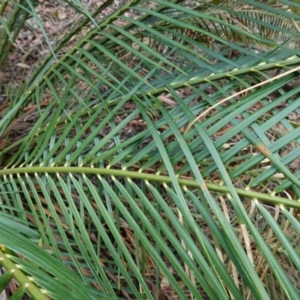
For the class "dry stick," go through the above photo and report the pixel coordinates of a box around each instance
[292,18,300,33]
[185,64,300,134]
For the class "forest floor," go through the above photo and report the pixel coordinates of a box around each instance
[0,0,108,104]
[0,0,197,104]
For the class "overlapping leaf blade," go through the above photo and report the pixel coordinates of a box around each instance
[1,1,300,299]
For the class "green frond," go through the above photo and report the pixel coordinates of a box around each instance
[1,0,300,299]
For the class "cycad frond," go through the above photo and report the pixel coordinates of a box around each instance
[1,0,300,299]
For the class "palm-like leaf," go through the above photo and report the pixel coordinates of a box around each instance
[1,0,300,299]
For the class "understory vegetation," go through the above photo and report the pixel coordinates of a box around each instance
[1,0,300,299]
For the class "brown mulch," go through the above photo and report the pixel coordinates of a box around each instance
[0,0,198,103]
